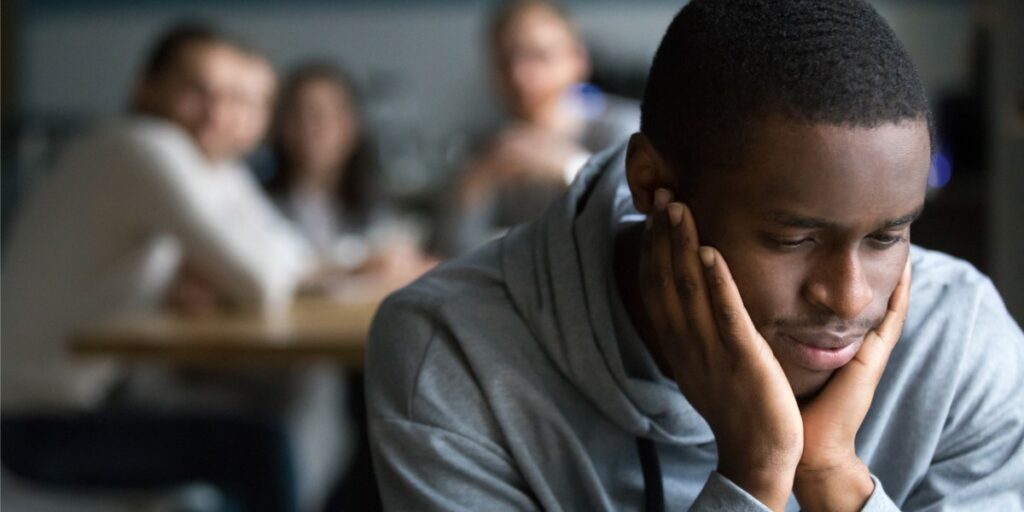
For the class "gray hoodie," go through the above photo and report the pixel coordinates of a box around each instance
[367,144,1024,511]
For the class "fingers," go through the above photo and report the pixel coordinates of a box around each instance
[666,202,719,353]
[849,257,913,375]
[639,190,688,354]
[872,257,912,345]
[648,189,759,360]
[698,246,763,356]
[807,257,913,421]
[641,188,771,366]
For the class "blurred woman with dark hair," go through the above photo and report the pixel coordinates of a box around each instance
[268,61,435,290]
[268,63,375,263]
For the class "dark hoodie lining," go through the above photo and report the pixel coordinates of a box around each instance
[638,437,664,512]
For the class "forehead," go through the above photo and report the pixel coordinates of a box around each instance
[714,120,931,226]
[237,57,277,96]
[175,42,243,82]
[496,8,577,52]
[298,79,350,103]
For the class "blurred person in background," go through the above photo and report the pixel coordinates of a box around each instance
[1,22,327,512]
[162,41,295,314]
[268,62,436,294]
[447,0,638,254]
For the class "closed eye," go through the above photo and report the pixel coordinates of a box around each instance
[765,235,815,250]
[867,232,907,249]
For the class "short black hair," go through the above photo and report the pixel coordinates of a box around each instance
[640,0,933,175]
[140,21,234,80]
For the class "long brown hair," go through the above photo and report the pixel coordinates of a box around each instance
[266,61,376,224]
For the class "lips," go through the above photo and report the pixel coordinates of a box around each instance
[776,332,865,371]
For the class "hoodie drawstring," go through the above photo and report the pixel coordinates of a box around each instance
[637,437,664,512]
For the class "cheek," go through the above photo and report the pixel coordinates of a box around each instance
[723,249,805,327]
[698,213,803,327]
[862,246,910,318]
[170,94,203,127]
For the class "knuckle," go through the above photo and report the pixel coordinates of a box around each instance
[675,277,698,299]
[718,306,740,327]
[656,275,674,293]
[710,273,729,289]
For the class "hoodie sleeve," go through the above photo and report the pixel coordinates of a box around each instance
[688,472,773,511]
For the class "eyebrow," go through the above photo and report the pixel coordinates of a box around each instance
[880,207,924,229]
[766,206,924,230]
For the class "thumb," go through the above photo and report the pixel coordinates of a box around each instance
[806,258,912,423]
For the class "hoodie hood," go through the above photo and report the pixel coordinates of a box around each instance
[501,142,714,445]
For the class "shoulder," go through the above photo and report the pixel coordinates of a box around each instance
[903,245,1024,403]
[367,240,509,401]
[119,116,192,148]
[899,248,1024,464]
[68,117,194,157]
[909,245,990,295]
[906,245,1014,340]
[55,118,204,186]
[367,239,521,442]
[95,117,214,193]
[369,238,510,358]
[119,117,204,167]
[373,237,508,323]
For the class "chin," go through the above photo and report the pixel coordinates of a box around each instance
[783,364,834,401]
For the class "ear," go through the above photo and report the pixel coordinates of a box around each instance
[625,133,677,214]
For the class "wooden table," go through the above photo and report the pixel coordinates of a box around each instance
[70,297,380,368]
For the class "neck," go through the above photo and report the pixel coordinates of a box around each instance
[613,222,675,378]
[295,166,343,195]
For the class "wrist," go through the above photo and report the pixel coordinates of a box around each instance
[794,458,874,512]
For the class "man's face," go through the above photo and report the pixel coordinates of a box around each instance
[492,7,587,120]
[231,56,277,157]
[138,41,247,162]
[685,119,931,398]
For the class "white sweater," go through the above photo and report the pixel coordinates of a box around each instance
[1,117,315,412]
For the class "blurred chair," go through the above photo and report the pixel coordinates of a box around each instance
[1,469,227,512]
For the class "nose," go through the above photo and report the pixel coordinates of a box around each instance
[206,95,233,129]
[802,249,874,321]
[509,60,534,92]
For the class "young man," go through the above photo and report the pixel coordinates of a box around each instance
[367,1,1024,510]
